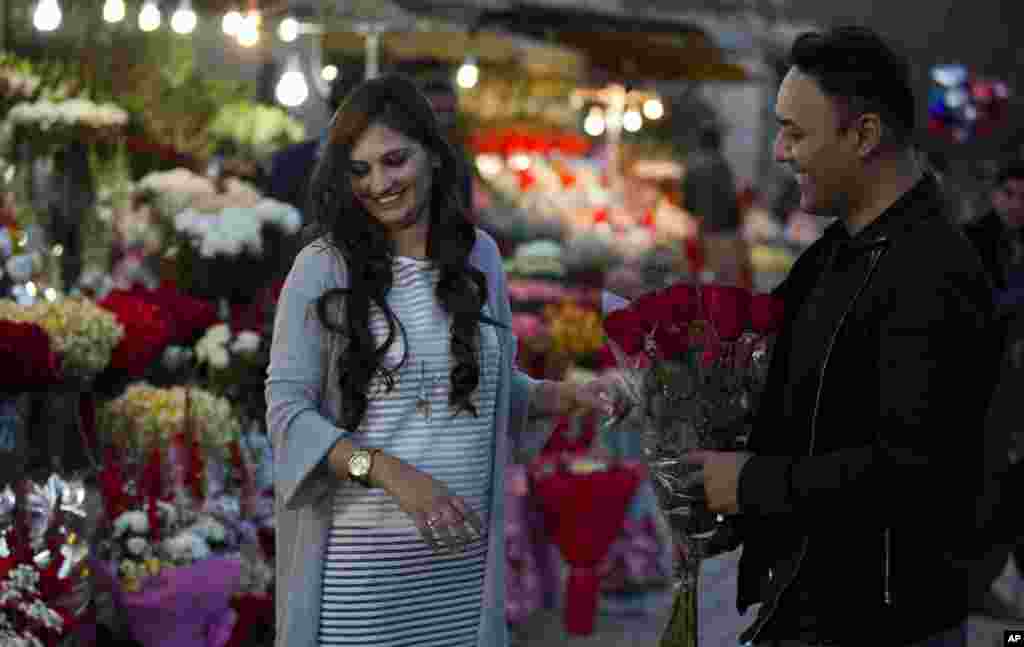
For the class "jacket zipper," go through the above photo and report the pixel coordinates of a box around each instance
[746,245,886,645]
[884,528,892,606]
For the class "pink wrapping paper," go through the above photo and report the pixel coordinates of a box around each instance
[94,556,240,647]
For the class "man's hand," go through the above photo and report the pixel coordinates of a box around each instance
[680,450,753,515]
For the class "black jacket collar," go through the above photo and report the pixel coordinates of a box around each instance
[820,173,942,253]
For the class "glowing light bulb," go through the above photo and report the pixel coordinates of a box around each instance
[456,58,479,89]
[33,0,62,32]
[138,1,161,32]
[102,0,125,23]
[584,108,606,137]
[171,1,197,34]
[321,65,339,82]
[276,60,308,108]
[278,17,299,42]
[623,109,643,132]
[222,10,243,36]
[237,11,260,47]
[643,98,664,120]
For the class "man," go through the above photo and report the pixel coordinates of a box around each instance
[684,26,1003,646]
[964,161,1024,619]
[965,161,1024,301]
[683,123,752,287]
[266,77,356,216]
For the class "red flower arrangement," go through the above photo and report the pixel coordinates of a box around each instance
[127,281,219,345]
[99,290,176,377]
[0,319,60,390]
[467,128,592,159]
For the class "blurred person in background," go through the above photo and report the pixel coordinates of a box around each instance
[964,159,1024,621]
[267,76,358,216]
[683,123,752,287]
[964,160,1024,302]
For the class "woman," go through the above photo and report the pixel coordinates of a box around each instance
[267,75,620,647]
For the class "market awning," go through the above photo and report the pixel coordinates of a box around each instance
[472,5,748,83]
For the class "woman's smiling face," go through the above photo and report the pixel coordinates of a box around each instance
[348,122,436,232]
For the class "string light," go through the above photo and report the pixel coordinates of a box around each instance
[278,16,299,43]
[321,65,339,82]
[222,9,243,36]
[138,1,161,32]
[237,10,261,47]
[584,107,606,137]
[33,0,62,32]
[456,56,479,89]
[642,98,664,120]
[276,56,308,108]
[102,0,125,23]
[623,108,643,132]
[171,0,197,35]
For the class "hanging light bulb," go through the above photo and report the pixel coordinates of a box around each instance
[643,97,664,120]
[102,0,125,23]
[237,10,261,47]
[33,0,62,32]
[456,56,479,90]
[171,0,197,35]
[138,1,161,32]
[278,16,299,43]
[584,107,606,137]
[222,9,243,36]
[321,65,339,82]
[623,108,643,132]
[276,56,309,108]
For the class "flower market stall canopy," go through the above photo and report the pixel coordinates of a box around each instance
[471,5,748,84]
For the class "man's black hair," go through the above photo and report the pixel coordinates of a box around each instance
[789,25,916,147]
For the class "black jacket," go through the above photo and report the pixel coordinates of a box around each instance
[964,210,1008,291]
[733,175,1005,646]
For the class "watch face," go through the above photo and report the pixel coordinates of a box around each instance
[350,453,371,477]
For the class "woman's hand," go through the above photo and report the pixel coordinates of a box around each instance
[372,454,485,554]
[548,373,628,418]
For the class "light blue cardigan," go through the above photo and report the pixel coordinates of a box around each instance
[267,229,544,647]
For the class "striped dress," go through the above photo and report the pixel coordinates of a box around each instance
[318,256,500,647]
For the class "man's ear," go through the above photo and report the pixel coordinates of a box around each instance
[855,113,884,158]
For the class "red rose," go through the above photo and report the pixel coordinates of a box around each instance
[100,291,175,377]
[699,285,751,341]
[0,320,60,389]
[603,307,648,355]
[129,282,218,344]
[750,293,786,335]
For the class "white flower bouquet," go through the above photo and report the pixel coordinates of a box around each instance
[169,198,301,303]
[6,96,128,156]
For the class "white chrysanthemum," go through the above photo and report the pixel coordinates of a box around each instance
[126,536,148,557]
[113,510,150,537]
[231,331,261,355]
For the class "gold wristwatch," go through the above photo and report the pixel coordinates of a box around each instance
[347,448,381,487]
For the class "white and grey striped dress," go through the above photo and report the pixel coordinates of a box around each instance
[318,256,500,647]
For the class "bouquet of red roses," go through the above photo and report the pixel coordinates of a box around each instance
[599,280,784,647]
[0,319,60,391]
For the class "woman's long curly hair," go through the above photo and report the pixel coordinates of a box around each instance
[307,74,496,432]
